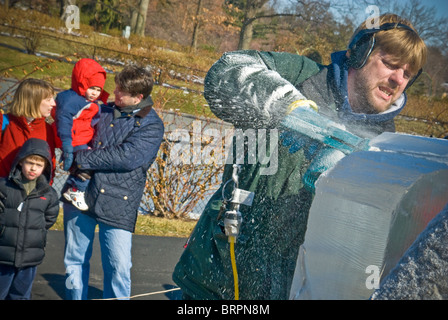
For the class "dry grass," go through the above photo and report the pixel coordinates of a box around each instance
[396,95,448,138]
[50,208,197,238]
[134,214,196,238]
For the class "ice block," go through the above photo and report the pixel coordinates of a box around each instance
[290,132,448,300]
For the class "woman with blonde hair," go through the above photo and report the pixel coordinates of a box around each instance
[0,78,57,179]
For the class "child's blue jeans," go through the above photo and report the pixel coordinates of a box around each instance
[0,264,37,300]
[67,144,90,191]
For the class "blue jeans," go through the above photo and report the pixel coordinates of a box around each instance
[66,145,90,191]
[63,203,132,300]
[0,265,36,300]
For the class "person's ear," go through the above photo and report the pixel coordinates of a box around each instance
[135,93,143,104]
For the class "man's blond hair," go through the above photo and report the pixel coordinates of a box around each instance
[352,13,427,75]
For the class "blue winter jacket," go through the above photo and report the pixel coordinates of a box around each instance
[0,138,59,268]
[72,96,164,232]
[55,89,102,148]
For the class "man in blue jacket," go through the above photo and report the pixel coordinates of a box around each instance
[63,65,164,300]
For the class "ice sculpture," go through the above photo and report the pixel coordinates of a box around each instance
[290,132,448,300]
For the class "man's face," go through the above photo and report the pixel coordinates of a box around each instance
[347,50,413,114]
[20,158,45,181]
[113,86,142,108]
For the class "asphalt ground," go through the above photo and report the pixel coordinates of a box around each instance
[31,230,187,300]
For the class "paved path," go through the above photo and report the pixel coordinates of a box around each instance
[31,230,187,300]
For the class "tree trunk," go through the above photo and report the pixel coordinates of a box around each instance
[59,0,74,20]
[190,0,203,51]
[135,0,150,36]
[238,4,257,50]
[130,9,138,32]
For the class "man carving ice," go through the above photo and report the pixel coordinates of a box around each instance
[173,13,427,300]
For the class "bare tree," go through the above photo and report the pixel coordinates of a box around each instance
[226,0,332,50]
[133,0,150,36]
[190,0,204,51]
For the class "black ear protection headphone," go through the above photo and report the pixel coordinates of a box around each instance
[347,22,422,90]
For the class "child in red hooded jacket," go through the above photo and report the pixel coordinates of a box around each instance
[54,58,109,211]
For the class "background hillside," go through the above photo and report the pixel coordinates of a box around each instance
[1,0,447,139]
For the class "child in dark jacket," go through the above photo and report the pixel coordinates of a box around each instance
[0,138,59,300]
[54,58,109,211]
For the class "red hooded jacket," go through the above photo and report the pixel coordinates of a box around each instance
[53,58,109,148]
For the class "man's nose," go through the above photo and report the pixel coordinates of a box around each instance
[389,68,407,87]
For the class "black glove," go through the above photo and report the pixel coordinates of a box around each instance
[69,168,93,181]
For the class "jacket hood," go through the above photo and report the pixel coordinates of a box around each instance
[9,138,53,182]
[328,50,406,125]
[71,58,109,104]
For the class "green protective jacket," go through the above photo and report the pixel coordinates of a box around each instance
[172,50,403,300]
